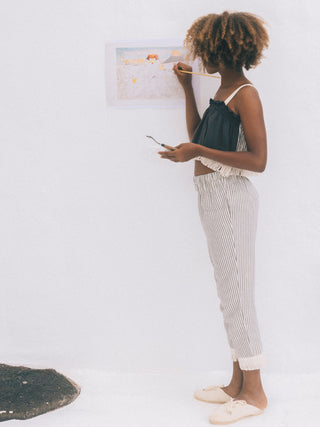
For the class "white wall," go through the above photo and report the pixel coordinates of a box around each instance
[0,0,319,374]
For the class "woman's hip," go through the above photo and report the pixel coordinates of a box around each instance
[194,172,259,215]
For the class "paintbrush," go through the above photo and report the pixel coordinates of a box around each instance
[146,135,175,151]
[177,66,220,79]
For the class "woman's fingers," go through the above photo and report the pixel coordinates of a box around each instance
[172,63,191,75]
[158,151,173,157]
[176,62,192,72]
[158,151,178,161]
[163,144,175,151]
[172,62,192,87]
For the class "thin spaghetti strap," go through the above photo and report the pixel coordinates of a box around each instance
[224,84,255,105]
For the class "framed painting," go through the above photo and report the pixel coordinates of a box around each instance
[105,39,197,108]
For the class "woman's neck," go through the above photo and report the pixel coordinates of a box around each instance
[219,67,247,88]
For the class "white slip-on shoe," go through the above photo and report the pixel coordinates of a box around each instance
[193,384,233,404]
[209,398,264,424]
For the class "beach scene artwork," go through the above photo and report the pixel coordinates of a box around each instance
[106,42,191,107]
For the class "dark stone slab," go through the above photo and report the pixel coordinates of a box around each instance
[0,363,81,421]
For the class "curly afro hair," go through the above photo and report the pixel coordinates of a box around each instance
[184,11,269,71]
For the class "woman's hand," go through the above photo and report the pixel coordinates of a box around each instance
[173,62,193,89]
[158,143,200,162]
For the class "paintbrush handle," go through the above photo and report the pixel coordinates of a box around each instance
[178,68,220,79]
[162,144,175,151]
[146,135,175,151]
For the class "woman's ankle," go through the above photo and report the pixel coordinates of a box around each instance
[221,382,242,396]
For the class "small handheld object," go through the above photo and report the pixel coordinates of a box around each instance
[146,135,175,151]
[177,66,220,79]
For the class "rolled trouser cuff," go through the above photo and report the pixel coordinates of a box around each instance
[238,353,267,370]
[230,348,238,362]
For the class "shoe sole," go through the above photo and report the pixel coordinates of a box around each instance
[209,410,264,424]
[193,392,232,404]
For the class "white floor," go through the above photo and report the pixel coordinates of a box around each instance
[4,369,319,427]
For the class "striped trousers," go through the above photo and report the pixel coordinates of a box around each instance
[193,171,267,370]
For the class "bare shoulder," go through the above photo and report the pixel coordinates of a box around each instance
[236,85,262,107]
[234,85,264,118]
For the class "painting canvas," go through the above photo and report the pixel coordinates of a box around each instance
[105,40,196,107]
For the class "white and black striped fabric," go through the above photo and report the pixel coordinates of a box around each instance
[193,171,267,370]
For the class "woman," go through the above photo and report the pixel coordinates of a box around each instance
[158,11,269,424]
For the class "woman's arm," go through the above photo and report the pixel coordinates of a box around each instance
[173,63,201,141]
[159,86,267,173]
